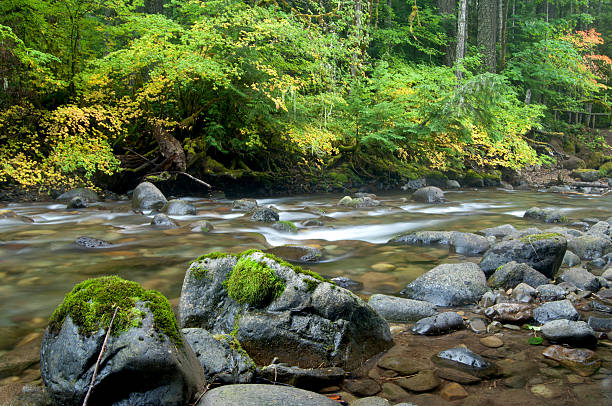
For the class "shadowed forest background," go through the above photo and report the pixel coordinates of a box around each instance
[1,0,611,194]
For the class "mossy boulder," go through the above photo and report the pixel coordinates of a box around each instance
[524,207,568,224]
[463,170,485,188]
[179,251,392,370]
[487,261,550,290]
[599,161,612,177]
[272,221,298,233]
[480,234,567,278]
[41,276,205,406]
[57,187,100,203]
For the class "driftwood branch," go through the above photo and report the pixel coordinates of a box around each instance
[142,171,212,189]
[82,306,119,406]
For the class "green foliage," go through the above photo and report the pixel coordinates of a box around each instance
[48,276,182,345]
[527,336,544,345]
[224,256,286,307]
[600,161,612,177]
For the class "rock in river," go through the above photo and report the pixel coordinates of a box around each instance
[479,233,567,278]
[542,345,601,377]
[567,234,612,260]
[250,207,279,222]
[132,181,167,210]
[179,251,392,370]
[163,199,197,215]
[75,236,112,248]
[435,347,496,378]
[40,276,205,406]
[368,294,438,322]
[151,213,179,228]
[484,303,533,324]
[400,262,489,307]
[557,267,602,292]
[412,186,444,203]
[412,312,464,335]
[540,319,597,348]
[57,187,99,203]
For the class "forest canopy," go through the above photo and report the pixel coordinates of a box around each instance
[1,0,611,190]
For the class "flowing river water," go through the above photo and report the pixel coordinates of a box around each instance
[1,189,611,355]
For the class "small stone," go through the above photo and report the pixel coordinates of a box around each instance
[440,382,468,401]
[479,336,503,348]
[530,384,563,399]
[343,378,381,397]
[503,375,526,388]
[395,370,439,392]
[503,324,521,331]
[469,318,487,334]
[377,356,420,376]
[380,382,409,402]
[539,367,564,378]
[487,321,503,333]
[566,374,585,384]
[351,397,391,406]
[371,263,396,272]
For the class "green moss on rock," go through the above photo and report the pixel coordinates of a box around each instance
[48,276,182,345]
[224,257,286,307]
[600,161,612,177]
[520,233,563,243]
[196,252,229,261]
[275,221,298,233]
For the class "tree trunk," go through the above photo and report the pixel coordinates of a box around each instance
[437,0,456,66]
[455,0,468,79]
[478,0,497,73]
[153,123,187,172]
[500,0,510,69]
[351,0,364,77]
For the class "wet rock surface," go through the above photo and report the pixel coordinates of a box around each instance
[412,312,464,335]
[411,187,444,203]
[132,182,167,210]
[196,384,338,406]
[368,295,438,322]
[540,319,597,348]
[533,299,579,324]
[401,262,489,306]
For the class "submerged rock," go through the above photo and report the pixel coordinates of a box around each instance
[412,312,464,335]
[41,276,204,406]
[479,233,567,278]
[179,251,392,370]
[163,199,197,215]
[542,345,601,377]
[75,236,112,248]
[368,294,438,322]
[151,213,179,228]
[182,328,255,384]
[479,224,517,239]
[412,186,444,203]
[132,182,167,210]
[435,347,494,376]
[67,196,86,209]
[265,245,322,263]
[400,262,489,306]
[232,199,258,212]
[540,320,597,348]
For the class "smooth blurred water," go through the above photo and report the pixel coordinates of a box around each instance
[0,189,610,349]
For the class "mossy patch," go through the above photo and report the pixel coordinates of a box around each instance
[238,249,328,283]
[600,161,612,177]
[520,233,563,243]
[274,221,298,233]
[224,256,286,307]
[303,277,320,292]
[48,276,182,345]
[196,251,229,261]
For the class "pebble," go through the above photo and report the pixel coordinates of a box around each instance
[469,318,487,334]
[395,370,440,392]
[377,354,420,375]
[479,336,503,348]
[440,382,468,401]
[530,384,563,399]
[371,263,396,272]
[343,378,381,397]
[380,382,409,402]
[435,368,481,385]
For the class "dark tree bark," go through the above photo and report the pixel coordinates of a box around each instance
[437,0,456,66]
[478,0,498,73]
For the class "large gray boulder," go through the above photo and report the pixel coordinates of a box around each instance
[567,235,612,260]
[479,234,567,278]
[412,186,444,203]
[179,252,392,370]
[479,224,518,239]
[132,182,167,210]
[368,294,438,322]
[196,384,337,406]
[40,276,205,406]
[182,328,255,384]
[587,221,612,237]
[487,261,549,290]
[163,199,197,215]
[400,263,489,306]
[390,231,489,256]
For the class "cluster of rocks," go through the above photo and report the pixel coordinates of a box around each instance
[38,251,393,405]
